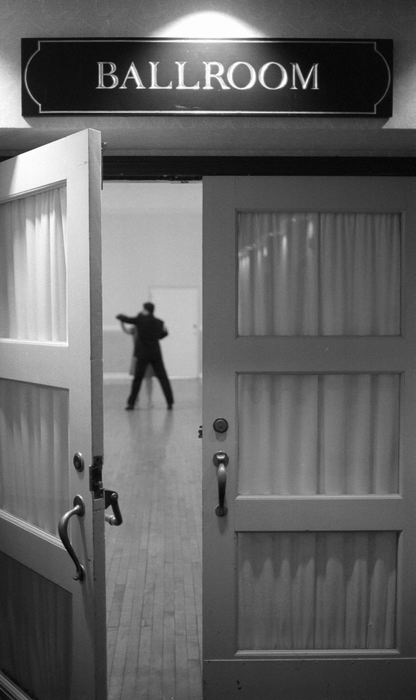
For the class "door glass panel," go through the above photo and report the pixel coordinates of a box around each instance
[0,186,67,342]
[238,373,400,495]
[238,532,397,651]
[238,211,401,336]
[0,379,69,534]
[0,552,71,700]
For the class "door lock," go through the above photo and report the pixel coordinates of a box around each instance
[213,417,229,434]
[73,452,85,472]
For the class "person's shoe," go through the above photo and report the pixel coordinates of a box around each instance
[125,404,134,411]
[167,403,173,410]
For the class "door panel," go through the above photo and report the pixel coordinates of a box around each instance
[237,210,401,336]
[238,372,400,496]
[0,379,69,532]
[237,531,397,650]
[0,130,105,700]
[203,176,416,699]
[0,186,67,342]
[0,552,72,700]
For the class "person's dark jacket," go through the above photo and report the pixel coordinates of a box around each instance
[117,312,168,359]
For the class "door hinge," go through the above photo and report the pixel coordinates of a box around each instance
[89,455,104,498]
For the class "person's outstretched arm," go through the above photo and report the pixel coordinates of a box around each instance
[116,313,137,324]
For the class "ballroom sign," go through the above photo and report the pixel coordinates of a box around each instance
[21,38,393,117]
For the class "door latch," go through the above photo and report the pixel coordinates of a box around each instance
[88,455,123,525]
[105,490,123,526]
[89,455,104,498]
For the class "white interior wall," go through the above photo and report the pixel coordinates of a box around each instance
[101,180,202,379]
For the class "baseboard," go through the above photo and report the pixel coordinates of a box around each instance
[103,372,131,383]
[103,373,202,383]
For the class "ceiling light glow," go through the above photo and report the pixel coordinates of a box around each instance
[152,11,263,39]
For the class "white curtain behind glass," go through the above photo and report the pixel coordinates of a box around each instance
[238,532,397,650]
[0,379,69,535]
[0,186,67,341]
[238,212,401,336]
[238,373,399,495]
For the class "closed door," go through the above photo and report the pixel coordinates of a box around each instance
[0,130,106,700]
[150,286,200,378]
[203,176,416,699]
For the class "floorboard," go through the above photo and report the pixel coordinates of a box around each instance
[104,379,202,700]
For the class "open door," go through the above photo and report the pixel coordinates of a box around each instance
[203,175,416,699]
[0,130,106,700]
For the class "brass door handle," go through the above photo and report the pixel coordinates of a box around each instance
[213,451,229,517]
[58,495,86,582]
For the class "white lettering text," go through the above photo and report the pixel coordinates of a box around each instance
[149,61,173,89]
[119,62,145,89]
[258,62,288,90]
[175,61,200,89]
[97,61,119,89]
[226,61,257,90]
[96,60,320,92]
[291,63,319,90]
[202,61,230,90]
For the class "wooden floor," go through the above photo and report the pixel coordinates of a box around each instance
[104,379,203,700]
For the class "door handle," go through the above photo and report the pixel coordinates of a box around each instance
[213,451,229,517]
[58,495,86,582]
[104,490,123,526]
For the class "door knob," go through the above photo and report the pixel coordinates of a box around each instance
[213,451,229,517]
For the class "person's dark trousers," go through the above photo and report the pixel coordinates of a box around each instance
[127,357,174,407]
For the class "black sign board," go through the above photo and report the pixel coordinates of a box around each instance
[21,38,393,117]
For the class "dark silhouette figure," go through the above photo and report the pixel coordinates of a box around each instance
[116,302,174,410]
[120,320,154,404]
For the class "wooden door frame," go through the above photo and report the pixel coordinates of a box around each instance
[105,155,414,700]
[2,154,415,180]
